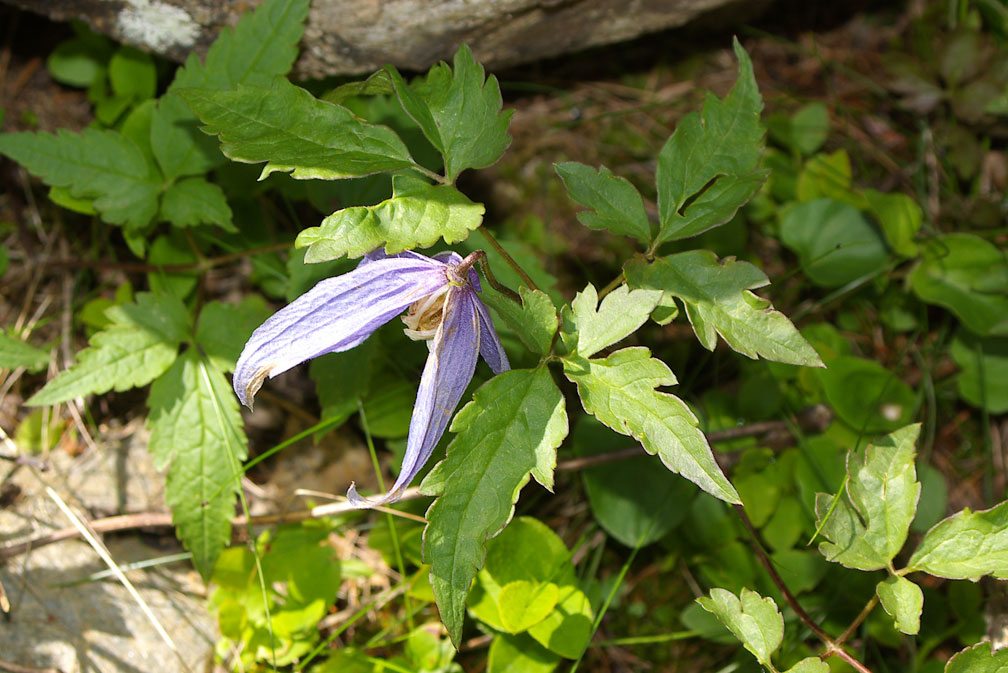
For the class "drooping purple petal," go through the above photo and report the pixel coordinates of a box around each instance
[233,256,448,408]
[472,292,510,374]
[348,285,481,507]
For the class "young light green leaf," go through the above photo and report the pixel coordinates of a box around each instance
[563,348,739,503]
[0,333,49,372]
[554,162,651,244]
[655,38,763,241]
[697,588,783,667]
[180,78,416,181]
[625,251,824,366]
[863,189,922,258]
[0,129,162,232]
[159,176,234,230]
[296,175,483,261]
[910,233,1008,337]
[945,641,1008,673]
[560,284,662,359]
[147,351,248,579]
[194,296,271,373]
[656,169,768,244]
[497,580,560,633]
[815,424,922,570]
[877,575,923,635]
[151,0,310,179]
[480,286,558,356]
[421,368,568,646]
[785,659,831,673]
[387,44,512,181]
[908,500,1008,581]
[26,293,189,406]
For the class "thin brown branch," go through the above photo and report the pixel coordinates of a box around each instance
[478,227,539,291]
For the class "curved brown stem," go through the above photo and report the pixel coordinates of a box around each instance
[478,228,540,291]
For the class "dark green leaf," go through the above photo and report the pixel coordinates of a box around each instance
[480,286,558,356]
[387,44,512,181]
[554,161,651,244]
[147,351,248,579]
[563,348,739,503]
[817,356,916,433]
[296,175,483,261]
[421,369,568,646]
[950,330,1008,414]
[159,176,234,229]
[656,169,767,244]
[195,296,271,373]
[0,129,162,232]
[625,251,823,366]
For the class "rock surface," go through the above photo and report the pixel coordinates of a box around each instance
[7,0,767,77]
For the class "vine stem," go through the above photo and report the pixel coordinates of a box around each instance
[734,505,875,673]
[478,227,540,291]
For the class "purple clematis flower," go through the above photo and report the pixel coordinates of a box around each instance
[233,249,509,507]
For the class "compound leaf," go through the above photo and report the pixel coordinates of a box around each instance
[560,283,662,359]
[563,347,739,503]
[181,77,416,181]
[421,368,568,646]
[296,174,483,261]
[625,251,823,366]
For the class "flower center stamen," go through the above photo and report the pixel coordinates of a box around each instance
[402,284,450,341]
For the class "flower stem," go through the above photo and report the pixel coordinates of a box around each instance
[457,250,523,305]
[478,227,540,291]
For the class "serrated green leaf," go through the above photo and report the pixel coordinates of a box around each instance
[625,251,823,366]
[151,0,310,179]
[562,348,739,503]
[421,368,568,646]
[480,286,558,356]
[181,78,417,182]
[697,588,783,667]
[877,575,923,635]
[147,351,248,579]
[910,233,1008,337]
[560,284,661,359]
[159,176,234,230]
[322,70,395,104]
[0,128,162,231]
[295,174,483,261]
[945,641,1008,673]
[656,39,763,240]
[0,333,49,372]
[785,658,831,673]
[554,162,651,243]
[27,293,189,406]
[815,424,921,570]
[908,500,1008,580]
[387,44,512,181]
[195,296,271,373]
[656,169,768,244]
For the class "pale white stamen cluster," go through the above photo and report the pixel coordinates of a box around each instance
[402,284,450,341]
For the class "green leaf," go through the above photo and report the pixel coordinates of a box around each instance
[0,128,162,231]
[817,355,917,433]
[656,39,763,240]
[785,658,831,673]
[877,575,923,635]
[814,424,921,570]
[296,174,483,261]
[487,633,560,673]
[950,330,1008,414]
[310,338,379,430]
[563,348,739,503]
[779,198,890,287]
[0,333,49,372]
[554,162,651,244]
[575,416,693,548]
[194,296,271,373]
[147,351,248,579]
[497,581,560,633]
[387,44,512,181]
[47,35,110,88]
[151,0,310,179]
[656,169,768,244]
[159,176,234,230]
[945,641,1008,673]
[560,284,661,359]
[526,584,593,659]
[480,286,558,356]
[181,78,417,181]
[697,588,783,667]
[789,102,830,155]
[27,293,189,406]
[910,233,1008,336]
[796,150,852,202]
[863,189,921,258]
[908,500,1008,581]
[108,46,156,101]
[421,369,568,646]
[625,251,823,366]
